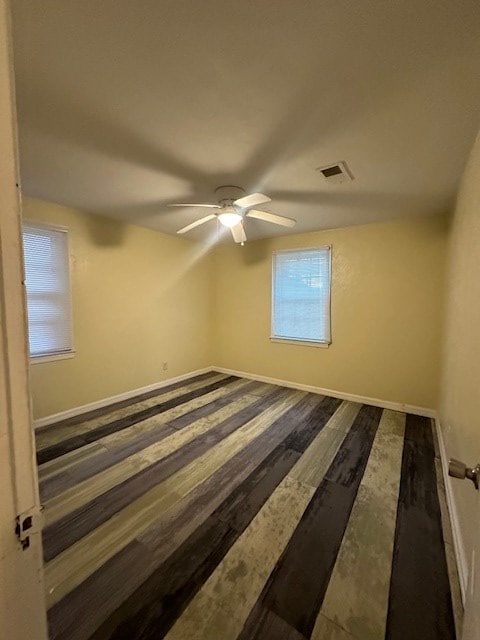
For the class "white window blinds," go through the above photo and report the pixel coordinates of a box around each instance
[22,223,73,357]
[271,247,331,344]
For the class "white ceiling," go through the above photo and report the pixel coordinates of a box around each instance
[11,0,480,242]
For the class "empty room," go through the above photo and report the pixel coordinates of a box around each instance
[1,1,480,640]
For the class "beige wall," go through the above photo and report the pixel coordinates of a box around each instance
[24,197,213,418]
[439,130,480,575]
[212,216,447,410]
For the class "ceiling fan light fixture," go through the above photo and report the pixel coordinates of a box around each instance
[173,187,297,240]
[218,208,242,228]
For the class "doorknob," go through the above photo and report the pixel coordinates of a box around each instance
[448,459,480,490]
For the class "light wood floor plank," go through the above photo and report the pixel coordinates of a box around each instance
[290,401,362,488]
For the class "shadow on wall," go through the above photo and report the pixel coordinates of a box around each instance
[84,212,128,246]
[238,238,274,266]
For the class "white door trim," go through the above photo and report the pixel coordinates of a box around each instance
[0,1,48,636]
[435,418,468,603]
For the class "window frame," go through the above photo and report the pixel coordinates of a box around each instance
[22,220,75,364]
[270,245,332,348]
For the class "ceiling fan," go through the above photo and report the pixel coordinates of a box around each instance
[170,185,296,244]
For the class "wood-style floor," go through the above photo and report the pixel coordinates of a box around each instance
[36,371,461,640]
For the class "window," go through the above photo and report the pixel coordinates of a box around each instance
[22,223,73,359]
[271,247,331,345]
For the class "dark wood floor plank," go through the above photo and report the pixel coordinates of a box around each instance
[238,604,308,640]
[282,395,342,453]
[239,404,383,639]
[324,403,382,486]
[385,415,456,640]
[42,386,289,561]
[36,370,217,433]
[404,412,436,452]
[47,540,155,640]
[90,519,237,640]
[214,447,301,533]
[37,376,239,464]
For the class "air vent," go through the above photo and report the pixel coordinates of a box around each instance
[316,161,354,184]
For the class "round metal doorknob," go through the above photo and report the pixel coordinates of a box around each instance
[448,459,480,490]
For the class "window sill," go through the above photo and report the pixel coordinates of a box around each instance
[30,351,76,365]
[270,337,330,349]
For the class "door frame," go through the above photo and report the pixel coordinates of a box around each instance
[0,0,48,637]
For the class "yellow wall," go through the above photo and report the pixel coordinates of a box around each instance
[439,131,480,572]
[212,216,447,410]
[23,197,213,418]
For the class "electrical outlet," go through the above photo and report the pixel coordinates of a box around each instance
[162,362,168,371]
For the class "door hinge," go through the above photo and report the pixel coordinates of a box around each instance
[15,506,43,550]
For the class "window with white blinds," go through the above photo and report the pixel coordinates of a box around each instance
[271,247,331,344]
[22,223,73,358]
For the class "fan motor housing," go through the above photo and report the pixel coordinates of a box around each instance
[215,185,245,206]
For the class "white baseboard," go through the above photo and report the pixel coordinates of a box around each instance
[435,417,468,604]
[213,366,436,418]
[33,367,213,430]
[34,364,436,430]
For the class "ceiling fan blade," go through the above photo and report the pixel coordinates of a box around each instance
[233,192,271,209]
[231,222,247,244]
[246,209,296,227]
[177,214,217,234]
[169,203,221,209]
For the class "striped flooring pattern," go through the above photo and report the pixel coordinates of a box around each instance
[35,371,460,640]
